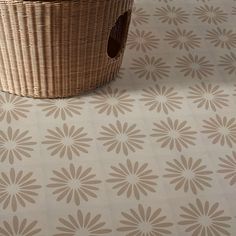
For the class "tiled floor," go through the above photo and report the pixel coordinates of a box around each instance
[0,0,236,235]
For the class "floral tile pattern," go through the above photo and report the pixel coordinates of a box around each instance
[0,0,236,235]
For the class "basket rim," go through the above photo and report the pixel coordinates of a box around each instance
[0,0,111,3]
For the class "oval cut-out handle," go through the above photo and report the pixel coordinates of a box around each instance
[107,11,131,59]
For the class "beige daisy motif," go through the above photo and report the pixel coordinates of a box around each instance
[42,123,92,159]
[178,198,232,236]
[0,216,41,236]
[206,27,236,49]
[127,29,159,52]
[140,85,183,114]
[54,209,112,236]
[47,163,101,205]
[0,93,32,124]
[117,204,173,236]
[217,151,236,186]
[89,86,134,117]
[176,53,214,79]
[0,168,41,212]
[131,7,150,27]
[202,115,236,147]
[164,156,213,194]
[131,55,170,81]
[194,5,228,25]
[0,127,36,164]
[115,67,125,80]
[154,5,189,25]
[233,7,236,15]
[187,82,229,111]
[37,98,84,120]
[165,28,201,51]
[98,121,146,156]
[106,159,158,200]
[151,118,197,152]
[219,52,236,75]
[158,0,173,2]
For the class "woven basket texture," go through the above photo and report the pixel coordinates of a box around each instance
[0,0,134,98]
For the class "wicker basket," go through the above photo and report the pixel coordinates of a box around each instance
[0,0,134,98]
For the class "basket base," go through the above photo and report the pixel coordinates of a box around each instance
[0,72,119,99]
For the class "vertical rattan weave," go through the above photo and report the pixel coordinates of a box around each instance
[0,0,134,98]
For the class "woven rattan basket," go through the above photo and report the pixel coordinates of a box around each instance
[0,0,134,98]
